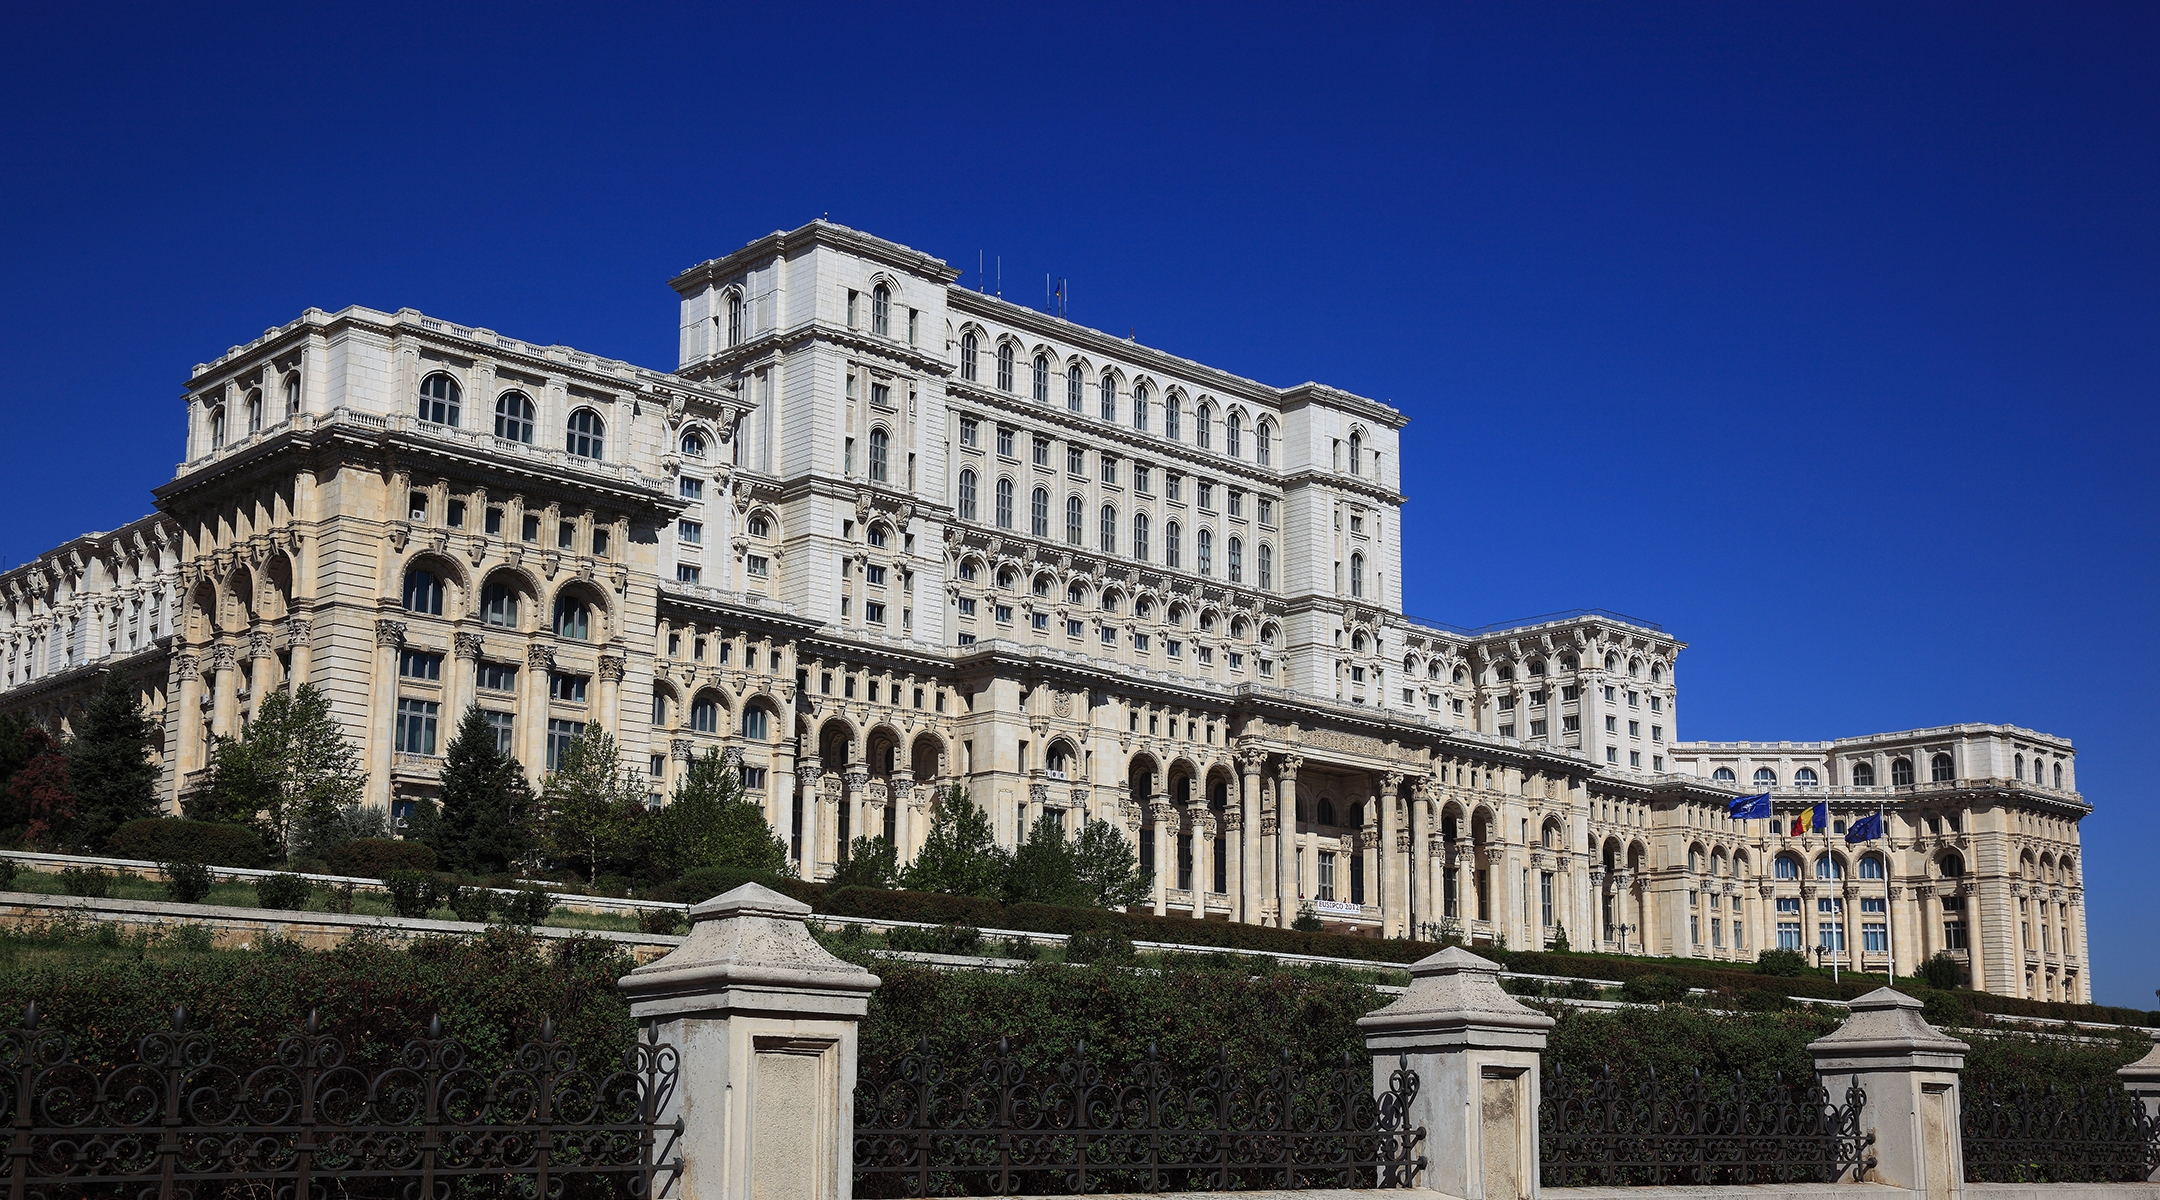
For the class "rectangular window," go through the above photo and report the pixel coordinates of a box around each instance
[1628,720,1640,737]
[476,661,517,692]
[486,507,504,535]
[747,554,770,577]
[1228,490,1243,518]
[522,513,541,543]
[677,564,702,584]
[995,604,1013,623]
[1166,474,1182,502]
[1134,465,1151,493]
[740,765,769,790]
[680,476,704,500]
[1540,872,1554,927]
[549,672,589,704]
[1066,619,1084,638]
[483,710,515,755]
[1605,715,1618,732]
[1167,639,1182,657]
[1562,715,1581,732]
[447,499,466,528]
[1318,851,1337,902]
[997,426,1015,457]
[545,718,585,770]
[866,564,887,586]
[1529,719,1547,737]
[679,519,702,544]
[1498,724,1515,738]
[1033,435,1050,466]
[1711,918,1723,948]
[871,382,890,409]
[1031,612,1049,630]
[1258,497,1274,526]
[1100,455,1117,484]
[394,698,440,756]
[959,417,978,447]
[1864,922,1888,952]
[1067,446,1085,474]
[1562,684,1580,701]
[957,597,977,617]
[1652,725,1664,742]
[1100,626,1116,645]
[956,632,976,646]
[559,521,576,550]
[1198,481,1213,509]
[865,601,886,624]
[398,649,442,681]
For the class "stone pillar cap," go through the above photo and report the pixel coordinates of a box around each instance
[619,883,878,1014]
[2118,1041,2160,1085]
[1358,945,1555,1040]
[1806,987,1969,1064]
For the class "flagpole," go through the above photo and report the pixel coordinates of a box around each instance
[1882,798,1894,986]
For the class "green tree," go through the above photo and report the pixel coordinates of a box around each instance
[0,711,38,834]
[900,787,1007,898]
[1069,817,1151,909]
[431,705,537,875]
[1002,813,1084,906]
[646,748,788,878]
[8,727,75,848]
[540,725,646,884]
[193,684,366,858]
[65,672,162,851]
[830,835,899,889]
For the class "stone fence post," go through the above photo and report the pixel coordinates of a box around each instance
[619,883,880,1200]
[2121,1042,2160,1183]
[1360,946,1555,1200]
[1808,987,1968,1200]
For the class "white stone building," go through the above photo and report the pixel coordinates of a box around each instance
[0,221,2091,1002]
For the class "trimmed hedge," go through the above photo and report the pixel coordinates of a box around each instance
[325,838,437,879]
[647,867,825,909]
[107,819,269,868]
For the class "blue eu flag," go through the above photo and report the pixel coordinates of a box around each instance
[1726,792,1772,820]
[1845,811,1884,843]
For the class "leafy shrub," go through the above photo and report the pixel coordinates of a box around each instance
[255,873,312,911]
[821,886,1005,928]
[326,838,437,879]
[637,907,687,936]
[1735,987,1797,1012]
[172,924,217,953]
[1755,948,1807,977]
[1563,979,1601,1001]
[323,882,356,914]
[499,886,555,926]
[1000,936,1043,962]
[1291,904,1324,932]
[381,870,441,919]
[448,886,497,924]
[885,924,983,956]
[1919,952,1964,990]
[1620,973,1687,1004]
[107,818,270,868]
[59,866,111,898]
[1503,976,1547,998]
[0,858,17,890]
[161,860,213,904]
[1065,928,1136,963]
[1922,989,1971,1028]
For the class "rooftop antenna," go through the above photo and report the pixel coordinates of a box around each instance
[978,251,984,293]
[996,255,1002,299]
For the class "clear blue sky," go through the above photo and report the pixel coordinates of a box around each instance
[1,4,2152,1006]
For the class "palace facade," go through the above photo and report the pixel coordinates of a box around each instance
[0,221,2091,1002]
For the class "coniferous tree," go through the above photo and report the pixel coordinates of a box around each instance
[66,672,161,851]
[431,705,536,875]
[539,725,646,884]
[899,787,1007,899]
[194,684,367,859]
[829,835,898,889]
[1069,817,1151,909]
[1001,813,1084,906]
[0,712,40,839]
[646,748,788,878]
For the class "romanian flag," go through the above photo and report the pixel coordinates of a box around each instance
[1790,801,1830,837]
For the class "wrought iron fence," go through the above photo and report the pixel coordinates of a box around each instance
[1539,1064,1872,1186]
[854,1038,1425,1196]
[1,1002,681,1199]
[1963,1082,2160,1183]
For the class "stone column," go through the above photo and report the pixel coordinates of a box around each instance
[618,883,881,1200]
[173,651,204,777]
[210,641,240,737]
[1275,755,1301,927]
[1378,772,1403,935]
[1190,807,1214,918]
[2120,1043,2160,1182]
[285,616,314,686]
[1808,987,1969,1197]
[450,632,484,726]
[1360,946,1554,1200]
[1259,790,1279,928]
[1411,779,1435,938]
[369,621,404,810]
[1238,747,1264,924]
[795,762,823,874]
[522,643,555,781]
[1222,801,1244,922]
[596,653,626,735]
[843,764,869,858]
[245,629,273,724]
[892,771,916,858]
[1149,794,1174,917]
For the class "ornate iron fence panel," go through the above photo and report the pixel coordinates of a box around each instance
[1539,1064,1872,1187]
[0,1003,682,1200]
[854,1039,1426,1196]
[1963,1083,2160,1183]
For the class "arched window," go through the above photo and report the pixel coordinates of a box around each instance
[1196,403,1212,449]
[871,284,890,336]
[1712,767,1736,783]
[1100,375,1116,420]
[1752,767,1776,788]
[2014,753,2024,781]
[1032,354,1049,403]
[995,477,1014,529]
[1930,753,1954,783]
[209,406,226,449]
[1815,855,1844,880]
[1165,395,1181,440]
[566,409,604,459]
[1133,383,1149,431]
[247,389,263,434]
[680,431,707,458]
[652,690,669,727]
[960,331,978,382]
[284,374,301,416]
[418,372,461,426]
[1165,521,1182,568]
[1347,429,1363,475]
[1227,536,1243,583]
[2053,762,2063,789]
[1317,798,1337,827]
[867,524,888,548]
[1099,504,1116,553]
[1349,552,1364,597]
[726,293,743,346]
[1255,419,1272,467]
[1065,495,1083,544]
[1196,528,1213,575]
[869,428,889,483]
[553,597,591,641]
[1257,543,1273,590]
[1774,855,1800,880]
[741,704,770,741]
[748,514,771,538]
[1938,852,1964,878]
[957,469,978,521]
[996,342,1014,392]
[1225,411,1241,458]
[480,581,518,627]
[1852,761,1876,786]
[1030,487,1049,537]
[403,568,445,616]
[691,696,720,734]
[1891,758,1914,786]
[1066,365,1083,412]
[1858,854,1885,880]
[495,392,535,443]
[1133,512,1150,560]
[1795,767,1819,788]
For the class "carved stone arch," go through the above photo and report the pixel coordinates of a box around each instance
[400,550,472,601]
[863,722,906,777]
[479,563,545,630]
[547,576,616,636]
[909,731,948,782]
[816,715,860,770]
[220,565,257,631]
[258,552,295,620]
